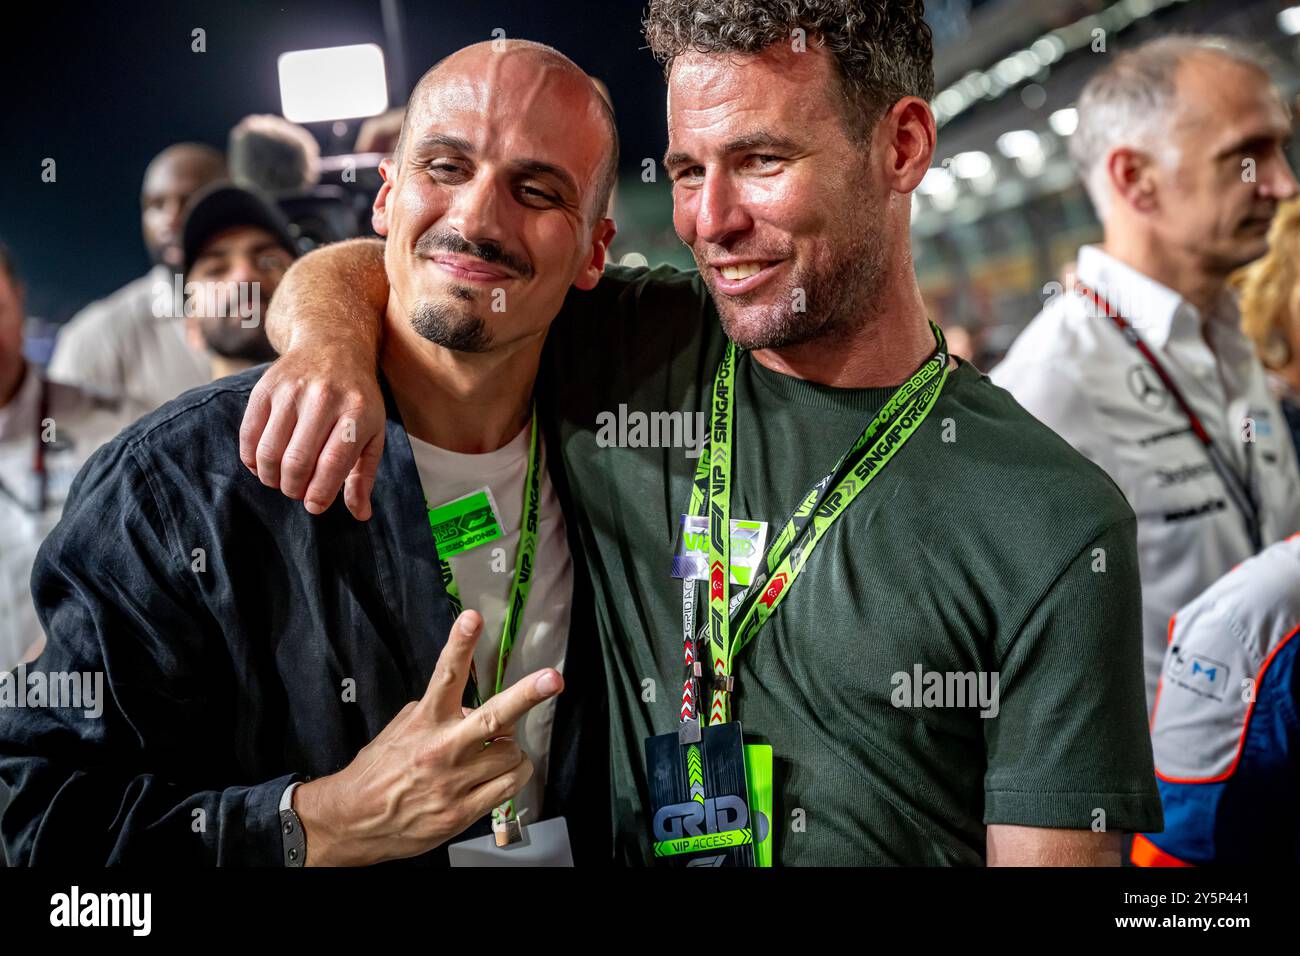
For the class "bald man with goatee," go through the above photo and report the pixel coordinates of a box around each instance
[0,41,617,867]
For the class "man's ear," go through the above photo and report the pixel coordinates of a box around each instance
[883,96,937,196]
[573,218,617,291]
[1106,146,1159,215]
[372,157,396,236]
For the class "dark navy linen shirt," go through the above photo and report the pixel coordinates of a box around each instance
[0,366,608,866]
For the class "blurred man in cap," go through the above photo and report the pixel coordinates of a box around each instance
[47,143,225,411]
[178,184,298,381]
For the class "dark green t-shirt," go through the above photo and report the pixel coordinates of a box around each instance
[540,264,1162,865]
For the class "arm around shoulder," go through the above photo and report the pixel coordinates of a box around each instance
[242,238,390,518]
[266,237,388,354]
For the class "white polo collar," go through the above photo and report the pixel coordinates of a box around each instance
[1074,245,1235,351]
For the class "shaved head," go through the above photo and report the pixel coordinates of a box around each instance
[144,142,226,188]
[374,37,618,362]
[141,142,226,268]
[395,40,619,222]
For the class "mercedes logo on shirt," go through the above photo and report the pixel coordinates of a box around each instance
[1127,363,1170,412]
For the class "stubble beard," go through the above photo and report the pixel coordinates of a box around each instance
[201,320,278,363]
[704,206,889,352]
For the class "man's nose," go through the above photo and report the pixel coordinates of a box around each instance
[444,174,508,247]
[695,172,752,247]
[163,197,187,233]
[227,256,261,286]
[1268,155,1300,202]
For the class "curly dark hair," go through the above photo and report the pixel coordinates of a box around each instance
[643,0,934,140]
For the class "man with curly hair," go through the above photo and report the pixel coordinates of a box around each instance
[239,2,1160,865]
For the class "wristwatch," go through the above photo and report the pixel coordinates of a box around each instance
[279,781,307,867]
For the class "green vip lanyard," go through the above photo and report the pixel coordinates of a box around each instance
[428,405,542,825]
[683,324,951,725]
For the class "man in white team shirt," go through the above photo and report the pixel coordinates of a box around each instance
[47,143,224,410]
[992,35,1300,708]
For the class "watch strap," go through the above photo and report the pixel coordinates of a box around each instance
[279,780,306,867]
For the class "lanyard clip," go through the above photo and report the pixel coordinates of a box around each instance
[493,815,524,847]
[678,715,702,745]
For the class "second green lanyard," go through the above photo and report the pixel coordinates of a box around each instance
[685,325,951,725]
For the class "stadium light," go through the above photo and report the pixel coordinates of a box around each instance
[278,44,389,123]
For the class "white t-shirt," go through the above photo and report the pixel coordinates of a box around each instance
[405,421,573,824]
[992,245,1300,709]
[48,266,211,412]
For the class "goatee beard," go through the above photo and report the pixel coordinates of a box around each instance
[410,296,491,353]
